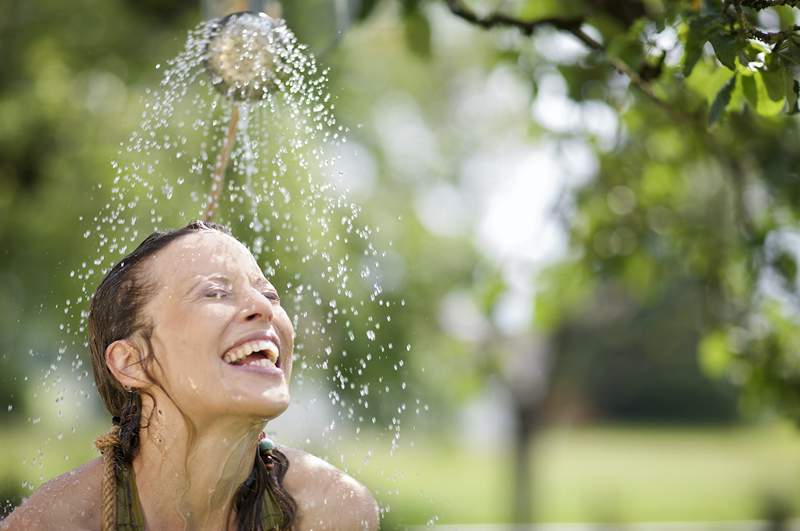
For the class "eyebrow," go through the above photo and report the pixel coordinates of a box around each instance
[184,273,275,296]
[185,274,232,296]
[252,276,276,291]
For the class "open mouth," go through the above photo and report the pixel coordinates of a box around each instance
[222,339,281,370]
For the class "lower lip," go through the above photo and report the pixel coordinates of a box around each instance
[225,361,284,377]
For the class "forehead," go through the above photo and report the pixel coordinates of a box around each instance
[147,230,263,285]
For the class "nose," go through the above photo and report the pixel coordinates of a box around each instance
[242,287,274,323]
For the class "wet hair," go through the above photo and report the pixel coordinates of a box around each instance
[89,220,296,530]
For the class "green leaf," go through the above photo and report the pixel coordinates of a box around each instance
[403,7,431,58]
[685,57,737,106]
[774,5,797,28]
[740,75,758,109]
[760,67,785,101]
[774,36,800,66]
[399,0,421,11]
[738,39,771,68]
[709,74,736,125]
[773,251,798,287]
[354,0,381,21]
[788,79,800,115]
[699,330,731,378]
[741,70,786,116]
[682,16,714,77]
[708,31,738,71]
[516,0,585,20]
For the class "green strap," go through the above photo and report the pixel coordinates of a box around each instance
[115,463,283,530]
[115,464,146,530]
[262,485,283,529]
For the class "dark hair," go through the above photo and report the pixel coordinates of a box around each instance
[88,220,296,530]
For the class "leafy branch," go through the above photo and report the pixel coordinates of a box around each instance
[726,0,800,44]
[747,25,800,43]
[443,0,800,123]
[443,0,584,37]
[443,0,676,112]
[739,0,800,9]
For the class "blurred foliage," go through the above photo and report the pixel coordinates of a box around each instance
[550,276,740,423]
[407,0,800,422]
[3,0,800,492]
[4,0,800,524]
[0,0,196,428]
[529,0,800,421]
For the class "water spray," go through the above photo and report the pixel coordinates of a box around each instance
[203,10,284,221]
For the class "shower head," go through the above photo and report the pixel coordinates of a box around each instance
[205,11,284,101]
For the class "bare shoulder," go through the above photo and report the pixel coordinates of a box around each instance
[1,458,102,531]
[279,446,380,531]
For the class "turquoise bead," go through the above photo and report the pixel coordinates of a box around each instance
[259,437,275,453]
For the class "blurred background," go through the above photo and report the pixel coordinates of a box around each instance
[3,0,800,529]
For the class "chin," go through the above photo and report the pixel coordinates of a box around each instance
[256,389,290,419]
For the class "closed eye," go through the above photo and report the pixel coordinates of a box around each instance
[205,288,231,299]
[262,291,280,302]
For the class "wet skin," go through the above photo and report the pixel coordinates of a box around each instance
[2,231,379,530]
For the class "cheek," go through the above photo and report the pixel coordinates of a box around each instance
[277,309,295,376]
[158,302,234,357]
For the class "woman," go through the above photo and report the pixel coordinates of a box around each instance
[3,221,379,530]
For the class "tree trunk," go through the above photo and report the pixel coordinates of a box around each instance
[512,399,538,528]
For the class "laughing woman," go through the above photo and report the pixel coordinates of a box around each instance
[2,221,379,531]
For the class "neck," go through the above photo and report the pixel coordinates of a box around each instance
[131,396,263,530]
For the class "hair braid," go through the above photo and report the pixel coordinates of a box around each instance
[94,392,143,531]
[115,393,143,464]
[94,424,120,531]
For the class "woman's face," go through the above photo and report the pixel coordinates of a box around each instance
[138,230,294,425]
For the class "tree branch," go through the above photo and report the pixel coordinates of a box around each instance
[443,0,673,112]
[443,0,585,36]
[732,0,800,43]
[748,25,800,43]
[739,0,800,9]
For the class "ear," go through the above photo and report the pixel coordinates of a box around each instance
[105,339,149,390]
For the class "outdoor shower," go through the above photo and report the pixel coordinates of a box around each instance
[201,7,286,220]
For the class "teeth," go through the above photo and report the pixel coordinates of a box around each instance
[263,344,279,363]
[246,358,276,368]
[222,339,279,364]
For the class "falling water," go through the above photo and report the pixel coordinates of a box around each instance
[15,12,421,522]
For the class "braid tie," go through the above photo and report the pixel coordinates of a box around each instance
[95,425,120,531]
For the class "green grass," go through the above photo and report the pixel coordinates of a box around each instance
[2,422,799,525]
[348,423,800,525]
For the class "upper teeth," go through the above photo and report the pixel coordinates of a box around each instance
[223,339,279,364]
